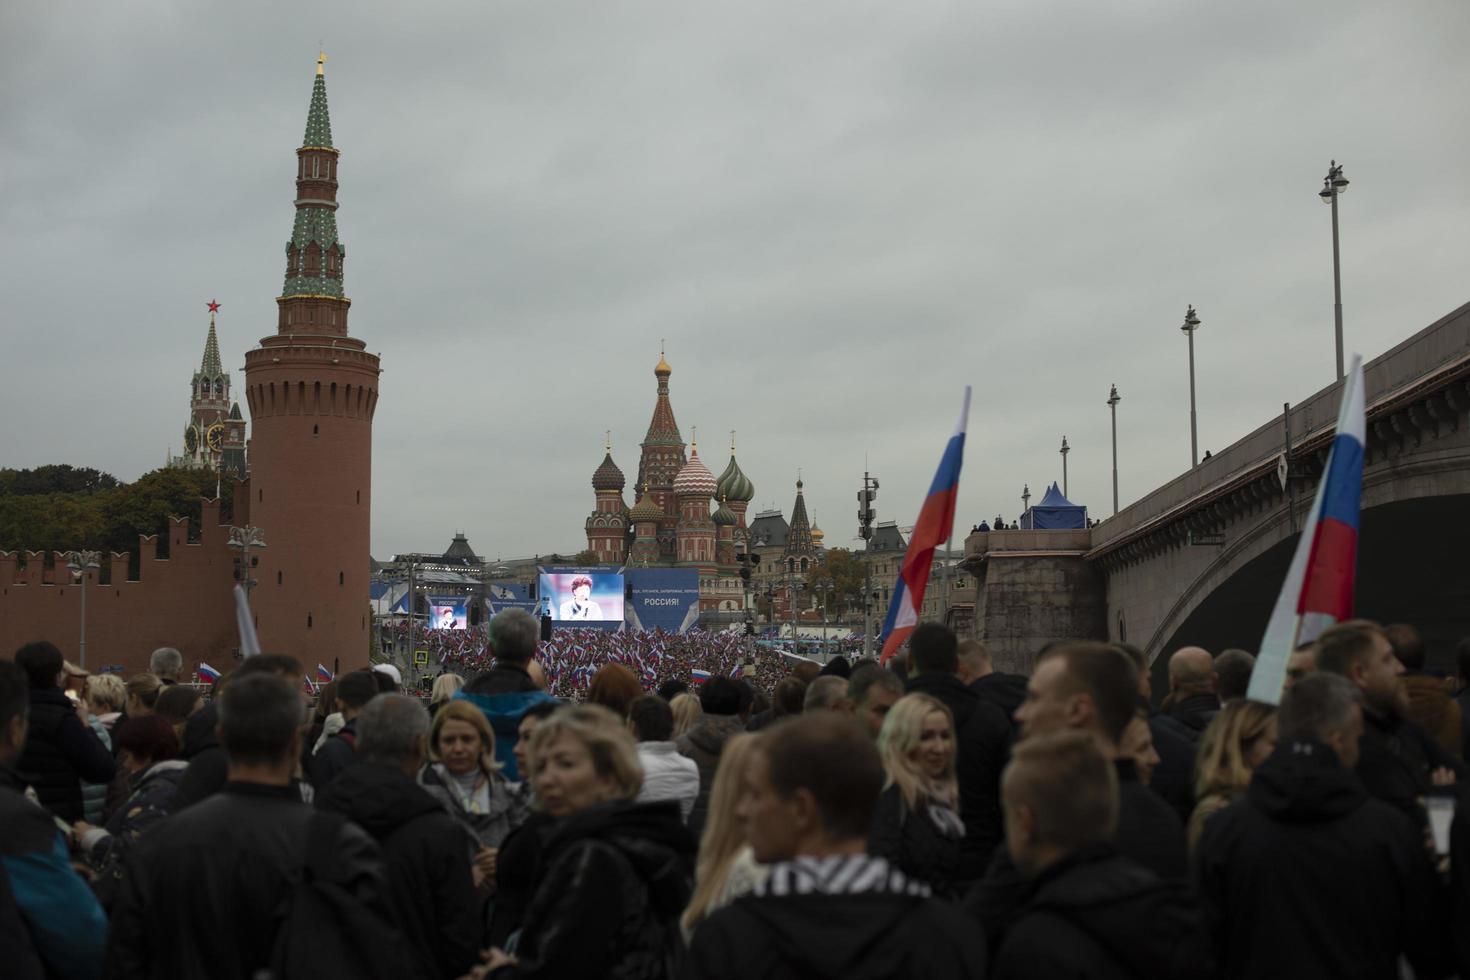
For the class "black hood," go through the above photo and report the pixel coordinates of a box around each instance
[735,856,936,980]
[315,763,446,838]
[1247,739,1368,823]
[1021,845,1212,979]
[180,702,219,759]
[547,800,695,916]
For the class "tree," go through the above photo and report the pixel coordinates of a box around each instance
[0,464,120,496]
[805,547,866,619]
[571,549,601,565]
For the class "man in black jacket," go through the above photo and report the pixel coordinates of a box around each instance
[686,713,986,979]
[1195,672,1448,979]
[957,638,1028,727]
[12,641,114,821]
[309,668,379,791]
[966,642,1187,954]
[993,731,1212,980]
[173,654,307,809]
[106,672,390,980]
[1165,646,1219,739]
[905,623,1011,878]
[316,693,481,980]
[1317,619,1463,823]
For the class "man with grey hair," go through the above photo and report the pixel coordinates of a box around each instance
[1195,673,1447,979]
[848,663,905,738]
[316,694,482,980]
[803,675,850,714]
[459,608,559,779]
[148,647,183,685]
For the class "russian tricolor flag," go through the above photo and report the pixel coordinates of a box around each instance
[197,663,222,684]
[690,668,712,684]
[880,387,971,663]
[316,663,334,683]
[1247,355,1366,705]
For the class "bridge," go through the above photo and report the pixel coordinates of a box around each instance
[964,300,1470,674]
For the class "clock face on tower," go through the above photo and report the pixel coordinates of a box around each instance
[206,424,225,452]
[184,425,198,455]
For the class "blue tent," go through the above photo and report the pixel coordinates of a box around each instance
[1021,482,1087,530]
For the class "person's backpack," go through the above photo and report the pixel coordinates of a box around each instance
[266,810,423,980]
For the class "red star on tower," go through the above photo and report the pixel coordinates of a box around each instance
[207,299,221,313]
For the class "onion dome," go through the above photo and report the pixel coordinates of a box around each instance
[629,493,664,523]
[716,453,754,504]
[592,452,625,492]
[713,498,736,526]
[673,443,718,498]
[655,352,672,376]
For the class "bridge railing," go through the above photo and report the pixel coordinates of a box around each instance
[1090,299,1470,552]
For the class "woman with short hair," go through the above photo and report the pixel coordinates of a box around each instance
[869,692,965,896]
[86,674,127,731]
[480,704,695,978]
[587,663,643,720]
[430,672,465,717]
[421,699,530,880]
[1189,699,1277,850]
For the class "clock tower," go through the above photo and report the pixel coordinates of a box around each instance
[172,300,248,480]
[243,53,380,670]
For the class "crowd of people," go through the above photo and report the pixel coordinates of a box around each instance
[392,621,794,701]
[3,607,1470,978]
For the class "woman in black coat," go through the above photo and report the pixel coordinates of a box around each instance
[869,692,966,897]
[479,704,696,980]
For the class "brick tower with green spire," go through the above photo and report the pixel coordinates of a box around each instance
[243,53,381,670]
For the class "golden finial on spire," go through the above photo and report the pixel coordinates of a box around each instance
[316,50,328,76]
[655,339,671,375]
[605,430,612,453]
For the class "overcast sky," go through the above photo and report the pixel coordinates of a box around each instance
[3,1,1468,561]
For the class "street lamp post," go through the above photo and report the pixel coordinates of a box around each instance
[66,550,101,670]
[1022,483,1030,514]
[1107,384,1121,515]
[788,578,804,653]
[1320,160,1350,382]
[1060,437,1070,497]
[1182,305,1201,467]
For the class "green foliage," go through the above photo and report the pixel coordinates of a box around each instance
[0,465,231,561]
[0,465,120,496]
[571,549,600,565]
[805,547,866,617]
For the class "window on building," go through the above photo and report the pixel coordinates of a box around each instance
[307,613,313,628]
[339,571,344,585]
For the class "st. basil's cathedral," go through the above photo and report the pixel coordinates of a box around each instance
[584,353,819,614]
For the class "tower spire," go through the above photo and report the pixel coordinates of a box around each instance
[201,301,223,376]
[304,54,333,147]
[278,56,350,330]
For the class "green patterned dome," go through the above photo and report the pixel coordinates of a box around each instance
[712,499,736,526]
[716,453,754,503]
[629,495,664,523]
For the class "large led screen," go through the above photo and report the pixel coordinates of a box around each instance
[540,572,625,623]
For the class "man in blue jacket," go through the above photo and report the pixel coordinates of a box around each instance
[460,609,559,780]
[0,657,108,979]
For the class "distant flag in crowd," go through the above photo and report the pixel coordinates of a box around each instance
[729,663,744,679]
[880,386,972,663]
[690,668,712,684]
[317,663,334,683]
[301,674,316,695]
[1248,355,1366,706]
[197,663,221,684]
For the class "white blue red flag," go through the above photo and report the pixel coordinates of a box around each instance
[197,663,222,684]
[880,387,971,663]
[1247,355,1366,705]
[317,663,334,683]
[690,668,712,684]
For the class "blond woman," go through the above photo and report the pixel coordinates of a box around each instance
[680,732,767,942]
[869,692,965,895]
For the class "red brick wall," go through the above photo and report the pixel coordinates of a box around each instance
[0,499,242,678]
